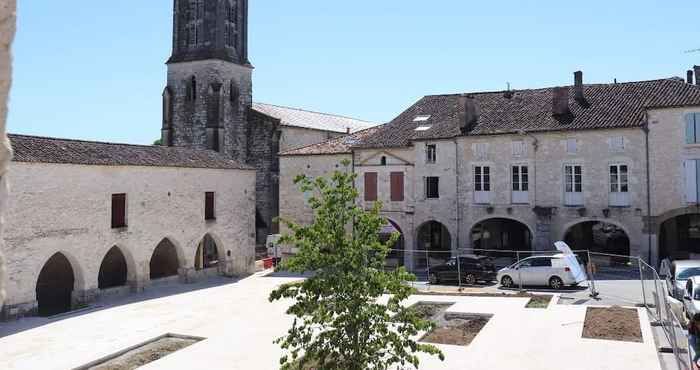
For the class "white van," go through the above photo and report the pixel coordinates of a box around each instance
[497,254,587,289]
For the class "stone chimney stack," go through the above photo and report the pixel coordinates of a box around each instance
[574,71,584,101]
[695,66,700,86]
[688,70,695,84]
[458,94,479,133]
[552,87,570,116]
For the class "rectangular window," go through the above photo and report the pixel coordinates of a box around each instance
[111,193,127,229]
[684,159,700,203]
[608,136,625,152]
[364,172,378,201]
[426,144,437,163]
[609,165,630,207]
[565,139,578,154]
[205,192,216,220]
[687,113,700,144]
[390,172,404,202]
[512,165,529,204]
[474,166,491,204]
[512,141,526,157]
[473,143,489,160]
[426,177,440,199]
[564,165,583,206]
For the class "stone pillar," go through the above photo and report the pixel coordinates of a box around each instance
[0,0,17,309]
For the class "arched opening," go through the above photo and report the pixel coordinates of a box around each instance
[416,221,452,269]
[98,246,128,290]
[471,218,532,268]
[659,214,700,261]
[36,253,75,316]
[150,238,181,280]
[256,209,269,246]
[380,219,404,269]
[195,234,220,270]
[564,221,630,256]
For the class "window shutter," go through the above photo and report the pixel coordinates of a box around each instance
[390,172,404,202]
[364,172,378,201]
[566,139,577,154]
[685,160,698,203]
[205,192,215,220]
[111,194,126,228]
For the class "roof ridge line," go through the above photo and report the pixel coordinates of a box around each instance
[8,133,163,149]
[253,102,375,124]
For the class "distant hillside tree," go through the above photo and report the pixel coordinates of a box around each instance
[153,139,162,145]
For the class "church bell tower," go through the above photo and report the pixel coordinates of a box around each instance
[161,0,252,164]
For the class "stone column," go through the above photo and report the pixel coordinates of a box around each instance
[0,0,17,309]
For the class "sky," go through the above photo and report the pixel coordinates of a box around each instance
[8,0,700,145]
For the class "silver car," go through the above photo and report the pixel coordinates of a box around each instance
[683,276,700,320]
[663,260,700,300]
[497,254,587,290]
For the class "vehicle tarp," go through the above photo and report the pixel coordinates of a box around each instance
[554,241,587,283]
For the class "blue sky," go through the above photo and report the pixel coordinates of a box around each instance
[8,0,700,144]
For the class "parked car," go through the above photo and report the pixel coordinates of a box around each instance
[497,254,587,290]
[428,255,496,285]
[683,276,700,319]
[664,260,700,300]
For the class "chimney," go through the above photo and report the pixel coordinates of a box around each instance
[695,66,700,86]
[458,94,479,133]
[574,71,584,101]
[688,70,695,84]
[552,86,570,116]
[346,127,351,134]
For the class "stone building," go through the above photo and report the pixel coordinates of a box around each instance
[1,135,256,320]
[281,71,700,268]
[161,0,372,244]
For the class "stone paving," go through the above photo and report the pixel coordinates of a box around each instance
[0,272,661,370]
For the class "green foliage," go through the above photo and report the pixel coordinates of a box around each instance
[153,139,162,145]
[269,160,444,370]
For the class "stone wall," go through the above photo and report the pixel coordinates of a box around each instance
[0,0,16,310]
[279,126,342,153]
[1,162,256,319]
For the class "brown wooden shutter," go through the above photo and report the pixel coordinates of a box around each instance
[364,172,377,201]
[390,172,404,201]
[205,192,216,220]
[111,194,127,228]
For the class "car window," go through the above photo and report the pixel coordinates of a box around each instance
[517,259,533,268]
[531,258,552,267]
[678,267,700,280]
[695,288,700,301]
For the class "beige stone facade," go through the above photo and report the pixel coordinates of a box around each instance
[1,162,256,320]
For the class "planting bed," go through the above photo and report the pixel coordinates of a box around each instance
[409,302,492,346]
[582,306,642,342]
[79,334,202,370]
[416,292,552,309]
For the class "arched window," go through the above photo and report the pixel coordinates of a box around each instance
[185,0,203,48]
[230,80,240,104]
[380,156,387,166]
[224,0,238,48]
[186,76,197,102]
[162,87,173,127]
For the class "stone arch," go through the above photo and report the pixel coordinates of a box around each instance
[194,233,225,270]
[381,218,405,268]
[415,220,452,269]
[150,238,183,280]
[562,219,631,256]
[98,246,134,290]
[470,217,534,252]
[36,252,80,316]
[656,207,700,261]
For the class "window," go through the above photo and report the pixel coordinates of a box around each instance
[473,143,489,160]
[684,159,700,203]
[565,138,578,154]
[111,194,127,229]
[686,113,700,144]
[390,172,404,202]
[531,257,552,267]
[205,192,216,220]
[474,166,491,204]
[364,172,378,201]
[564,165,583,206]
[512,165,529,204]
[426,177,440,199]
[413,115,431,122]
[608,136,625,152]
[426,144,437,163]
[380,156,387,166]
[186,76,197,102]
[512,141,526,157]
[609,164,630,207]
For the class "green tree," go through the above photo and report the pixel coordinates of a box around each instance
[270,161,444,370]
[153,139,162,145]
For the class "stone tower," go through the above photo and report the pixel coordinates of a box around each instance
[162,0,252,164]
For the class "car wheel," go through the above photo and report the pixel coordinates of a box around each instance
[464,273,476,285]
[429,273,439,285]
[501,275,514,288]
[549,276,564,290]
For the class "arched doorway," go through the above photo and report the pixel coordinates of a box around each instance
[36,253,75,316]
[471,218,532,268]
[98,246,128,289]
[659,213,700,261]
[416,221,452,269]
[380,219,404,269]
[195,234,220,270]
[150,238,180,280]
[564,221,630,256]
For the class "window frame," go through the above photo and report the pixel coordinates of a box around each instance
[390,172,405,202]
[511,164,529,204]
[686,113,700,145]
[608,164,630,207]
[426,144,437,164]
[474,165,491,204]
[205,192,216,221]
[111,193,128,229]
[425,176,440,199]
[564,164,584,206]
[364,172,378,202]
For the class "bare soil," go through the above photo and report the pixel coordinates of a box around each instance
[409,302,454,320]
[88,337,198,370]
[416,292,553,309]
[582,306,643,342]
[421,315,491,346]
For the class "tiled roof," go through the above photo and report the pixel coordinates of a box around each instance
[252,102,375,133]
[9,134,253,170]
[354,78,700,148]
[279,126,383,156]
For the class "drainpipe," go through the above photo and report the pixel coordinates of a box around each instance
[454,139,461,253]
[642,113,653,264]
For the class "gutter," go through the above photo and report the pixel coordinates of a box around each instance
[642,113,653,263]
[454,138,461,252]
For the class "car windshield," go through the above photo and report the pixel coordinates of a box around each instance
[677,267,700,280]
[695,288,700,301]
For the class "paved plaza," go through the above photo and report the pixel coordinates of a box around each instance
[0,272,660,370]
